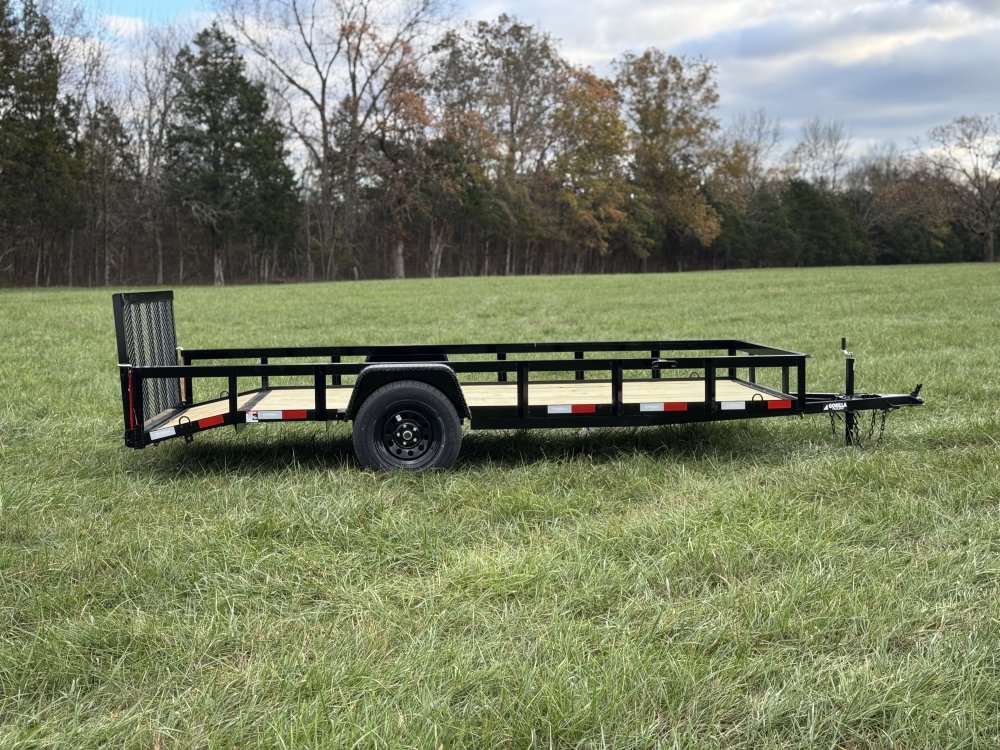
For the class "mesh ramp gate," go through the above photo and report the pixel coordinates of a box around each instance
[112,292,182,433]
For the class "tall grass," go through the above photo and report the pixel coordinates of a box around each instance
[1,264,998,747]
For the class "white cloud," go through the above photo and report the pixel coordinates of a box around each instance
[101,14,148,39]
[458,0,1000,147]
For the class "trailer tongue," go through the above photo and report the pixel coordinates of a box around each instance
[113,291,924,471]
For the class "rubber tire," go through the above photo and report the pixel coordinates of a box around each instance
[352,380,462,471]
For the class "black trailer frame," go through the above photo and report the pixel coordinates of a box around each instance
[113,291,923,470]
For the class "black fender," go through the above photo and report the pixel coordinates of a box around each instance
[365,348,448,363]
[346,364,470,421]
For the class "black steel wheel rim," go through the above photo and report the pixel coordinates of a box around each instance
[376,403,438,466]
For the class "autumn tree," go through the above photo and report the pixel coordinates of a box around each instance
[367,51,433,278]
[614,50,724,270]
[839,145,957,263]
[432,16,571,274]
[923,114,1000,262]
[549,68,629,270]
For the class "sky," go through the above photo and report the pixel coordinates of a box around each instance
[86,0,1000,154]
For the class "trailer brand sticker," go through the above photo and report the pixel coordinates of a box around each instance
[824,402,848,411]
[247,410,284,421]
[149,426,177,441]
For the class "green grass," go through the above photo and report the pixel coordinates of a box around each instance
[1,264,999,748]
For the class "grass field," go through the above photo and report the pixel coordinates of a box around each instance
[1,264,999,748]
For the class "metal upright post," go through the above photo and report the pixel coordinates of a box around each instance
[517,363,528,419]
[843,338,856,446]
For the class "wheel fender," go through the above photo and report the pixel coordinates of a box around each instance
[347,364,470,421]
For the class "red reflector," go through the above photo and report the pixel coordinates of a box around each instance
[664,402,688,412]
[768,400,793,410]
[198,415,225,428]
[283,410,308,420]
[571,404,596,414]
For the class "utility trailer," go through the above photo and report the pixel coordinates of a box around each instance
[113,291,924,471]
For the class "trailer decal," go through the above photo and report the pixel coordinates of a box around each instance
[247,410,303,421]
[639,402,688,412]
[149,426,177,441]
[547,404,596,415]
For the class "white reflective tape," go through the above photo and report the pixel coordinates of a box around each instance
[720,401,745,411]
[149,426,176,441]
[639,402,664,412]
[256,410,283,421]
[547,404,572,414]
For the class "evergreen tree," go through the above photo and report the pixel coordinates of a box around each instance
[80,101,136,285]
[0,0,81,285]
[782,180,872,267]
[166,23,298,285]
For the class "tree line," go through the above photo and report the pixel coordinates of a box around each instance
[1,0,998,288]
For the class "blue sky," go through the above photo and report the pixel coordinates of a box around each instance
[93,0,205,24]
[86,0,1000,154]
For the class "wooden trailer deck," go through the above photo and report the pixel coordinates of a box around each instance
[149,378,783,432]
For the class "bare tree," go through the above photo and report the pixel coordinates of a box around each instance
[788,117,852,192]
[38,0,107,120]
[726,108,781,191]
[217,0,444,280]
[923,114,1000,262]
[124,25,185,284]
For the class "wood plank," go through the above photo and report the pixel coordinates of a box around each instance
[461,379,779,407]
[157,387,353,428]
[153,378,781,431]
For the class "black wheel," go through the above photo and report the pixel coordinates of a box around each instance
[352,380,462,471]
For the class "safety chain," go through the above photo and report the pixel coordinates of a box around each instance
[829,408,891,447]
